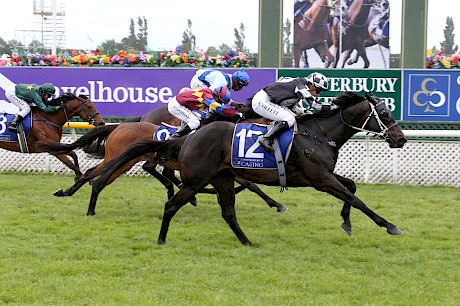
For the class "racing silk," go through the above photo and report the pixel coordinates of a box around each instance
[15,84,57,112]
[196,69,233,91]
[176,88,239,118]
[263,77,314,108]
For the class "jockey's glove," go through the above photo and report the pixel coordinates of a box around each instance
[236,112,245,120]
[311,101,339,112]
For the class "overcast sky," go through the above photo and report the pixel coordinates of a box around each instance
[0,0,458,54]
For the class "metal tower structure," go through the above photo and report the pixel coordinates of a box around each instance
[33,0,66,51]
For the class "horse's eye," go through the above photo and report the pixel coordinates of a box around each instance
[87,105,93,109]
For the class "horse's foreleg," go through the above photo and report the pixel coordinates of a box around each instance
[157,185,202,245]
[341,49,354,68]
[234,177,288,212]
[212,171,253,246]
[314,173,402,236]
[53,153,83,180]
[334,174,357,236]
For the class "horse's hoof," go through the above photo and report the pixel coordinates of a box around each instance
[157,239,166,245]
[86,212,95,216]
[277,205,288,212]
[189,198,197,207]
[341,223,352,236]
[53,189,64,197]
[387,224,403,236]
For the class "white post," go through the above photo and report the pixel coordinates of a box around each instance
[365,136,370,183]
[392,149,399,184]
[52,0,57,55]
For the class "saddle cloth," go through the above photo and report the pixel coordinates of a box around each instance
[0,113,32,142]
[231,123,295,169]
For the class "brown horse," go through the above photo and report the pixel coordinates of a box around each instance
[0,93,105,179]
[293,0,334,68]
[93,92,407,245]
[39,107,287,215]
[329,0,376,68]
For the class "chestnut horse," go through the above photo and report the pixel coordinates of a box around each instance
[93,92,407,245]
[293,0,334,68]
[0,93,105,179]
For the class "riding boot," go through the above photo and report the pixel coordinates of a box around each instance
[8,115,23,132]
[170,124,192,140]
[258,121,289,152]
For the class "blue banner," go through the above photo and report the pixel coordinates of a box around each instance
[403,71,460,121]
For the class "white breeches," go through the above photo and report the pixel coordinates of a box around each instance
[252,90,296,127]
[167,98,201,130]
[189,75,207,90]
[5,85,31,117]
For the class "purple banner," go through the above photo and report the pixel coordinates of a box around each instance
[0,67,277,117]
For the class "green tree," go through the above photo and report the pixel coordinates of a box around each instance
[8,39,25,53]
[121,18,138,50]
[27,40,44,53]
[136,16,148,51]
[283,18,292,54]
[234,23,245,51]
[440,16,458,54]
[0,36,12,55]
[98,39,126,55]
[181,19,196,53]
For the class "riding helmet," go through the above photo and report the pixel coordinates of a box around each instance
[305,73,329,91]
[213,87,231,103]
[41,83,56,95]
[232,67,250,86]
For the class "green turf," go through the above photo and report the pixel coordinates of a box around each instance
[0,171,458,305]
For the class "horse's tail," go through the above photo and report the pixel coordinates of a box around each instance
[92,138,186,191]
[38,124,119,155]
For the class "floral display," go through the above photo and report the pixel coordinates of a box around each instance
[0,46,256,68]
[426,49,460,69]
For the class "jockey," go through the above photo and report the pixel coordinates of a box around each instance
[167,87,245,139]
[189,67,250,106]
[252,72,338,152]
[5,82,59,132]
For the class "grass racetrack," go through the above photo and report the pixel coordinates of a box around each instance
[1,171,459,305]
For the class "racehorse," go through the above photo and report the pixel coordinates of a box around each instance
[293,0,334,68]
[329,0,376,68]
[39,107,287,216]
[92,92,407,245]
[0,93,105,179]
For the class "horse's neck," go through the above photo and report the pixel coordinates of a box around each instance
[35,109,70,127]
[348,0,372,24]
[309,0,331,20]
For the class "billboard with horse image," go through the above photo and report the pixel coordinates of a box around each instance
[293,0,390,69]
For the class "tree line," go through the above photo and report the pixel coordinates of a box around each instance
[0,16,249,56]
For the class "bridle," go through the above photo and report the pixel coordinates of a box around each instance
[339,98,398,141]
[61,95,100,125]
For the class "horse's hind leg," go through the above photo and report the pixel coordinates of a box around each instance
[211,171,253,246]
[142,161,175,199]
[234,177,288,212]
[335,174,357,236]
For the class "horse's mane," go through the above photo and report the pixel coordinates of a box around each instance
[332,91,365,109]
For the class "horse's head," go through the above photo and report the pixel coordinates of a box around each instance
[60,93,105,126]
[363,92,406,148]
[334,91,406,148]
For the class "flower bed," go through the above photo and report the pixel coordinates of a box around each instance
[0,46,256,68]
[426,50,460,69]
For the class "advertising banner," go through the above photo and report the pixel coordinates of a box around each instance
[403,70,460,122]
[0,68,277,117]
[278,69,402,120]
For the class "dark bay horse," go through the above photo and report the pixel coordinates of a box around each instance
[39,108,287,216]
[329,0,376,68]
[94,92,407,245]
[0,93,105,179]
[293,0,334,68]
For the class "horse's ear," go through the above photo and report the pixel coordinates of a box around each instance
[64,92,77,99]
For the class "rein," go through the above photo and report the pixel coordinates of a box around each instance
[339,99,398,140]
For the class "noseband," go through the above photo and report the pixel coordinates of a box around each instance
[61,97,100,125]
[339,98,398,141]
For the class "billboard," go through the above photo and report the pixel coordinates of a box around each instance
[403,70,460,122]
[292,0,390,69]
[0,68,277,117]
[278,69,402,120]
